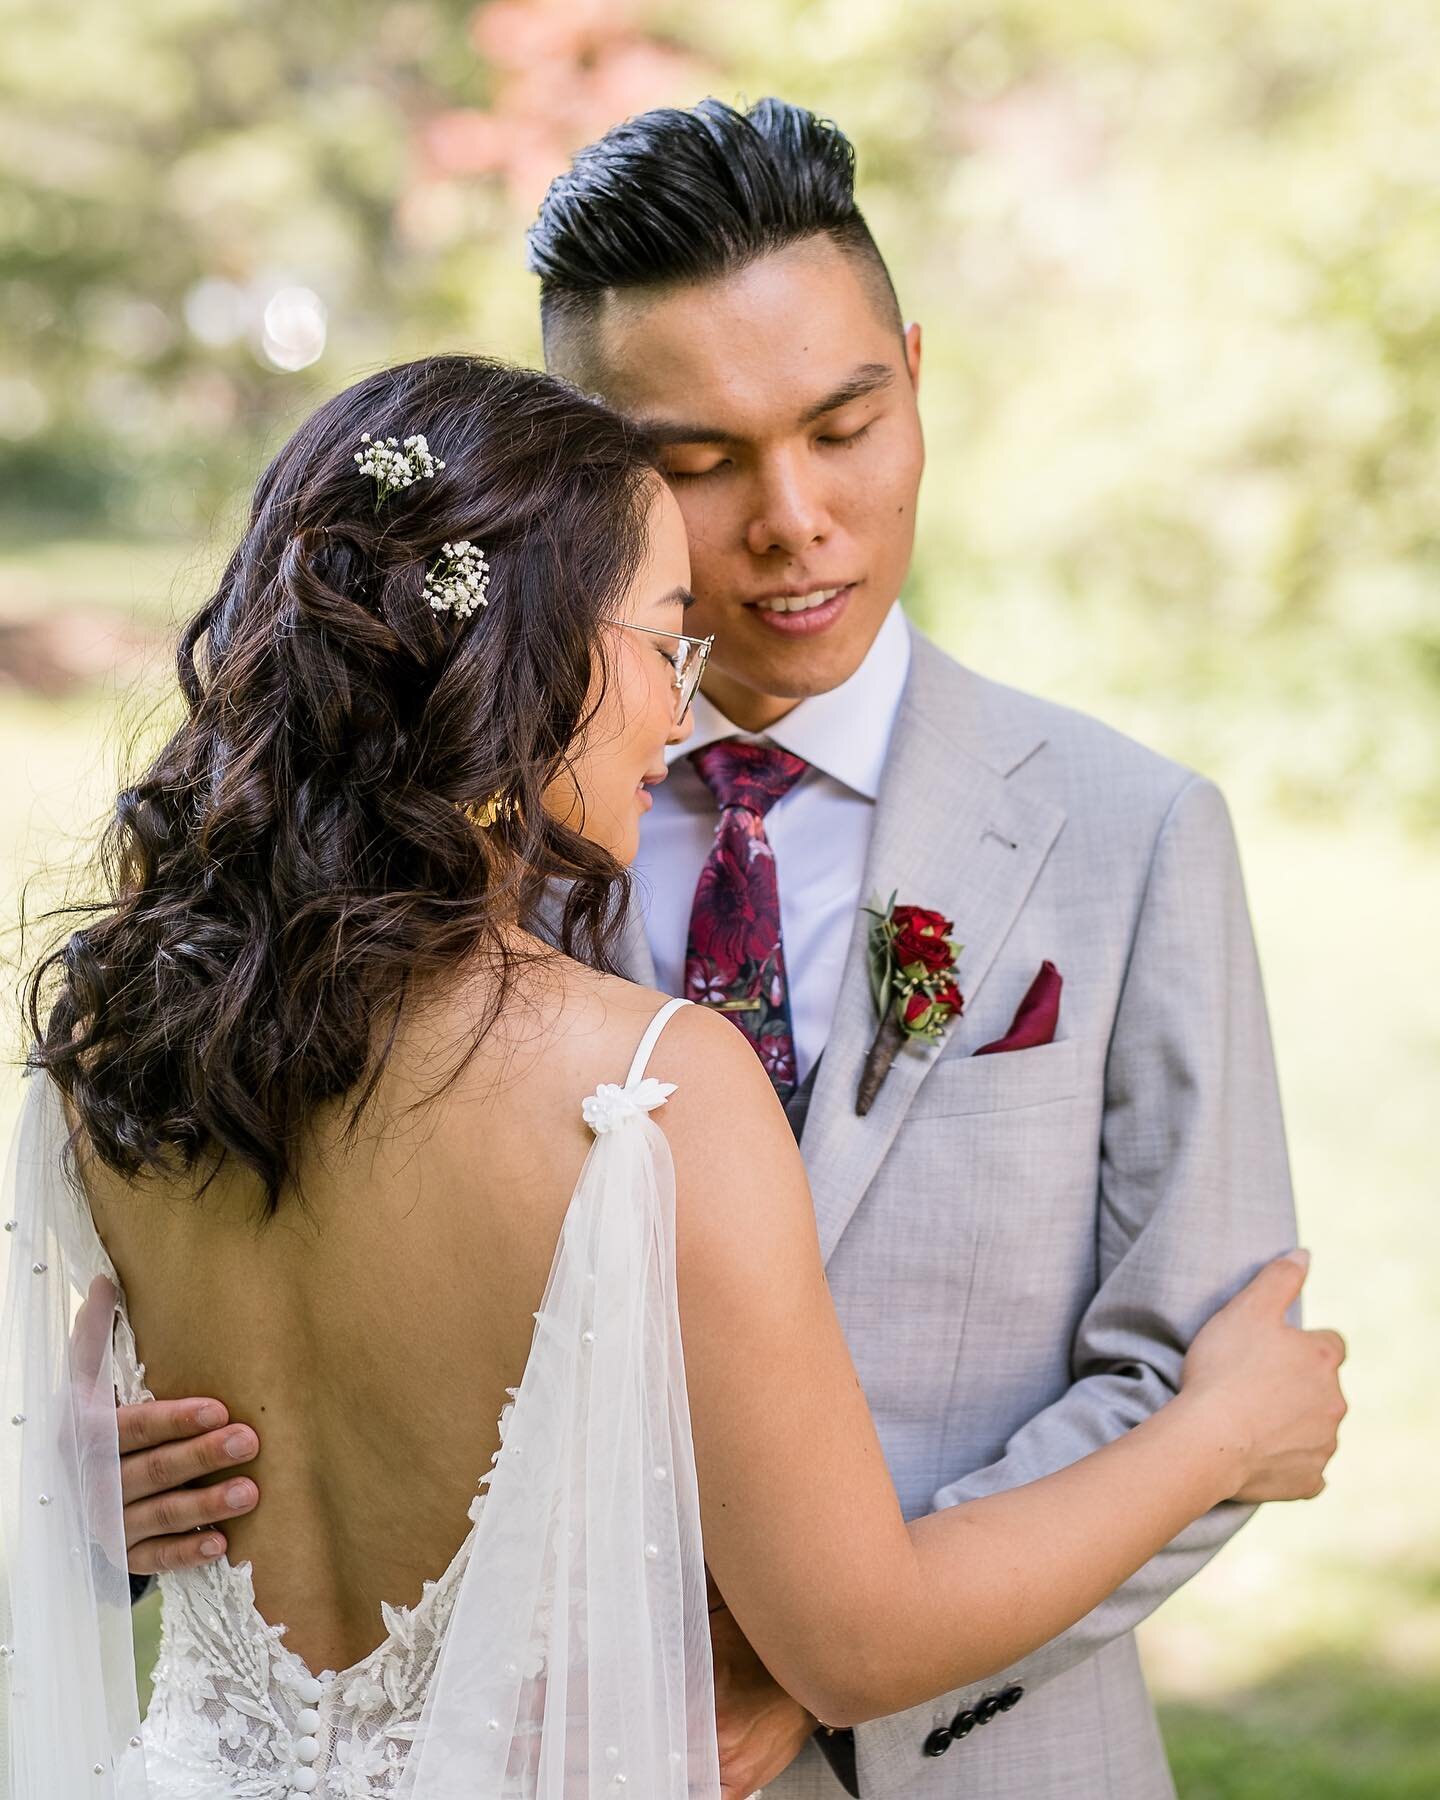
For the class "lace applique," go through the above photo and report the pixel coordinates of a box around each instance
[141,1537,478,1798]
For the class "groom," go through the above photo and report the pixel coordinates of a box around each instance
[532,97,1301,1800]
[126,99,1300,1798]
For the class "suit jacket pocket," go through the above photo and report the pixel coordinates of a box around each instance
[908,1036,1080,1118]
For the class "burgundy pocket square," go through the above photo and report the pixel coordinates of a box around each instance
[973,960,1062,1056]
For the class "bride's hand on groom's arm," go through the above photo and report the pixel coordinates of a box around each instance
[1181,1251,1348,1504]
[709,1599,817,1800]
[116,1396,261,1574]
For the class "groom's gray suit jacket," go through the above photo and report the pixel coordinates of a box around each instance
[617,625,1297,1799]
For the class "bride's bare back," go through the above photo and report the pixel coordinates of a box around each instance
[82,950,673,1674]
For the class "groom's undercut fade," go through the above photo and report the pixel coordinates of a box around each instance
[528,97,903,378]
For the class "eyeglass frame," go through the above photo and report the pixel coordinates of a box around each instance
[615,621,714,724]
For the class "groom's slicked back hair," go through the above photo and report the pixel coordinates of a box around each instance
[528,97,902,375]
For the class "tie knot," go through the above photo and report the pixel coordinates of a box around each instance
[691,739,809,818]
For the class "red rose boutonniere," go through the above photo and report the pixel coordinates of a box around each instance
[856,895,964,1116]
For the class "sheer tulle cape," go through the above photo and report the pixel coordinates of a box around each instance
[394,1079,721,1798]
[0,1028,720,1798]
[0,1069,147,1797]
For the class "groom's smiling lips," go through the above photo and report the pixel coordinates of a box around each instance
[743,579,860,637]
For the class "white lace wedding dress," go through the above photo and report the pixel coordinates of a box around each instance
[1,995,720,1799]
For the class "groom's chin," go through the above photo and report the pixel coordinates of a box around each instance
[711,633,875,707]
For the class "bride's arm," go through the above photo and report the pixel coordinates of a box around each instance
[660,1005,1344,1730]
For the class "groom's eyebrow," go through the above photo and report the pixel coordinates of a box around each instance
[639,361,897,446]
[797,362,895,425]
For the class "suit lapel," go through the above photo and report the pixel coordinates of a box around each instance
[803,632,1066,1264]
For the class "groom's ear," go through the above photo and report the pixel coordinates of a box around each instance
[904,321,923,395]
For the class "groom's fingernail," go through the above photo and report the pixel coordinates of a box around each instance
[200,1536,225,1558]
[1283,1247,1311,1271]
[224,1480,255,1509]
[195,1403,225,1429]
[223,1430,254,1460]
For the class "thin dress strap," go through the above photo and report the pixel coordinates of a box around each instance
[623,995,692,1089]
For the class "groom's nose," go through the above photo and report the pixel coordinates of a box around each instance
[744,449,832,558]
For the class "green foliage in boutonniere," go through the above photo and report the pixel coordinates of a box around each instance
[856,894,965,1115]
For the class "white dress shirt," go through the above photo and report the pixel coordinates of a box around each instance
[630,601,912,1086]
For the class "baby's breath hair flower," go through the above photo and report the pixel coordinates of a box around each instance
[353,431,445,507]
[424,540,491,619]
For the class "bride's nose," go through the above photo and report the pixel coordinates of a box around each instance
[667,706,695,748]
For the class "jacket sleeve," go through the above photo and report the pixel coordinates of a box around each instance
[850,775,1299,1797]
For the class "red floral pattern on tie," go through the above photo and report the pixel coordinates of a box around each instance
[684,740,809,1100]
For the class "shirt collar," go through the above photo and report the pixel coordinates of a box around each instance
[665,601,912,801]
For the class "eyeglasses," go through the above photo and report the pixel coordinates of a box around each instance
[616,622,714,724]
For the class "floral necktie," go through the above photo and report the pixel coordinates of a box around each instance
[684,739,810,1099]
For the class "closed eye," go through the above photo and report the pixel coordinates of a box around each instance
[665,461,730,483]
[817,421,875,450]
[648,640,682,679]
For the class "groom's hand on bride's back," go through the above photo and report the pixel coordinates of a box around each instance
[117,1396,261,1574]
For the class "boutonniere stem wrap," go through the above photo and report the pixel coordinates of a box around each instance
[856,895,964,1116]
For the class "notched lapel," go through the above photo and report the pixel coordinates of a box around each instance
[803,639,1066,1264]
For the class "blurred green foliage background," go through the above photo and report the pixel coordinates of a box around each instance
[2,1,1436,1791]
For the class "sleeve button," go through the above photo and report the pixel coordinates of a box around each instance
[922,1727,953,1757]
[976,1694,1003,1723]
[949,1708,978,1739]
[999,1684,1025,1711]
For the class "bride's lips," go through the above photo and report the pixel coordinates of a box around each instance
[745,582,856,636]
[637,766,668,811]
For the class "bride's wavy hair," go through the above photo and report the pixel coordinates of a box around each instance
[22,353,660,1215]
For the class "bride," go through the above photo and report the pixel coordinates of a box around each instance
[1,354,1344,1798]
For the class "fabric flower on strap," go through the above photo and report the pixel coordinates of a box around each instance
[581,1077,678,1135]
